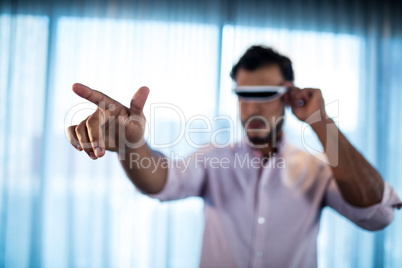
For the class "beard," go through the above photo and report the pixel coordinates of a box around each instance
[243,108,285,148]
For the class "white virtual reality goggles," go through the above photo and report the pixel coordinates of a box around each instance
[233,85,288,102]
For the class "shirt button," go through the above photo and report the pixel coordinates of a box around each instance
[256,251,263,257]
[257,216,265,224]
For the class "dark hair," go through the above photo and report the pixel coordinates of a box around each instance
[230,45,294,82]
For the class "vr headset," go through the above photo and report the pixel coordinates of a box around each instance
[233,85,288,102]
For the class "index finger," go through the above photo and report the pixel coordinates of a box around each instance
[282,83,305,106]
[72,83,118,107]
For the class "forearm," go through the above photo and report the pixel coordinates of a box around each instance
[118,143,168,194]
[312,118,384,207]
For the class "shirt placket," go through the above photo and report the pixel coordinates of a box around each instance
[251,156,274,268]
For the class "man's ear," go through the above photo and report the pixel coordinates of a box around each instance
[282,94,291,107]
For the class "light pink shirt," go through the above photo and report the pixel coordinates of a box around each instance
[143,134,401,268]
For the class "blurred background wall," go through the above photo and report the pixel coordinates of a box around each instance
[0,0,401,267]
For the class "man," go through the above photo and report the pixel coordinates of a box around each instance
[67,46,401,267]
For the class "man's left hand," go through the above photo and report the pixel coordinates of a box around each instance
[283,82,328,123]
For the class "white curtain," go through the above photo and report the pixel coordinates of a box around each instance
[1,0,401,267]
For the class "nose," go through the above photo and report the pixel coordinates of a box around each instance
[241,101,261,115]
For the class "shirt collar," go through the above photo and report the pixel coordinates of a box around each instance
[240,131,288,159]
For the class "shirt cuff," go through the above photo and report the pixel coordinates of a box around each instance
[139,166,179,202]
[342,182,401,230]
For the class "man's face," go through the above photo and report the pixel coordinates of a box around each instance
[236,65,286,146]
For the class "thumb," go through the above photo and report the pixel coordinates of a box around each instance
[130,86,150,115]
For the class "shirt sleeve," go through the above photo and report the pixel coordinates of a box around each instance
[321,163,402,231]
[140,149,209,202]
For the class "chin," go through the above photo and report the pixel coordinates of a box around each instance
[245,133,271,145]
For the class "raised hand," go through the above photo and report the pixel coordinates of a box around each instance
[282,82,328,124]
[67,83,150,159]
